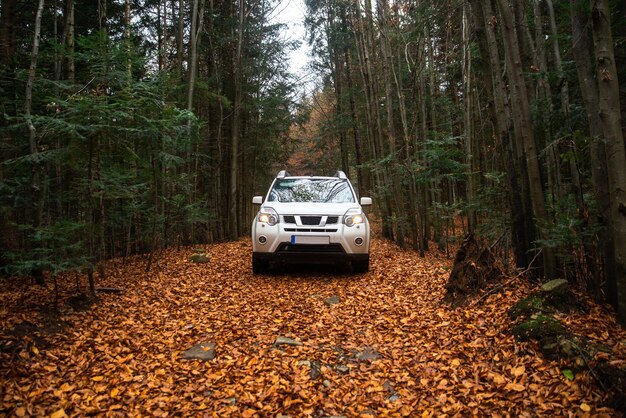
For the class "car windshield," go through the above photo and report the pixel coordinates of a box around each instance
[267,178,355,203]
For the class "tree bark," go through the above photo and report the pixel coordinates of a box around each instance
[125,0,132,80]
[570,0,612,298]
[377,0,406,247]
[98,0,107,31]
[496,0,556,279]
[157,0,164,71]
[463,2,476,233]
[591,0,626,324]
[53,0,74,82]
[177,0,184,75]
[351,0,393,239]
[340,6,369,197]
[187,0,200,111]
[391,2,420,251]
[229,0,244,239]
[24,0,46,286]
[66,0,75,83]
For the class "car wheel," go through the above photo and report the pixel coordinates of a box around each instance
[352,258,369,273]
[252,255,270,274]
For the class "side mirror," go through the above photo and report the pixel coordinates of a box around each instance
[252,196,263,205]
[360,197,372,206]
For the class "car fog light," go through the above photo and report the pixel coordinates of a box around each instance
[259,236,267,244]
[355,237,364,246]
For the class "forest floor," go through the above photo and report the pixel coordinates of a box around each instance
[1,238,625,417]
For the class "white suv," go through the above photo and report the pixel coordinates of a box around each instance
[251,170,371,274]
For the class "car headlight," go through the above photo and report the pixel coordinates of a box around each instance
[344,209,365,227]
[258,207,279,226]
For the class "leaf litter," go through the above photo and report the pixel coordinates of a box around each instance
[1,238,624,416]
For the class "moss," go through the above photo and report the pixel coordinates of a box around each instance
[189,253,210,263]
[512,315,567,341]
[544,289,581,313]
[508,295,548,319]
[508,279,585,319]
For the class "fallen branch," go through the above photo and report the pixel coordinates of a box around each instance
[471,249,542,307]
[489,231,507,251]
[565,338,609,392]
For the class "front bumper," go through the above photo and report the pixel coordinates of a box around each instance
[251,217,370,263]
[253,243,369,264]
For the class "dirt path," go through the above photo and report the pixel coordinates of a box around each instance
[0,239,620,416]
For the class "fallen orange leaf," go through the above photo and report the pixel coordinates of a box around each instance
[504,382,526,392]
[512,365,525,377]
[50,409,67,418]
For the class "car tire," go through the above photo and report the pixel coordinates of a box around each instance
[252,255,269,274]
[352,258,369,273]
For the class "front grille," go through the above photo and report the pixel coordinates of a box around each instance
[301,216,322,226]
[282,215,339,226]
[284,228,338,233]
[277,243,345,253]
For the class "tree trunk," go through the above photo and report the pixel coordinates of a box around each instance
[390,3,420,251]
[145,153,160,272]
[352,0,393,239]
[377,0,405,247]
[340,7,369,197]
[188,0,205,242]
[471,0,530,269]
[364,0,394,240]
[328,2,349,174]
[187,0,200,111]
[570,0,612,298]
[66,0,75,83]
[95,141,106,280]
[53,0,74,82]
[496,0,556,279]
[229,0,244,239]
[417,34,429,253]
[24,0,45,286]
[591,0,626,324]
[177,0,184,75]
[531,1,561,204]
[98,0,107,30]
[157,0,164,71]
[345,50,368,196]
[125,0,132,80]
[463,2,476,233]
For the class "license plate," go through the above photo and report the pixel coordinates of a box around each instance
[291,235,330,244]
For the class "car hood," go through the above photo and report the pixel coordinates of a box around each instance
[261,202,360,216]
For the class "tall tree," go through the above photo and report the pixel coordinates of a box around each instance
[570,0,612,297]
[495,0,556,278]
[590,0,626,323]
[229,0,245,239]
[24,0,46,285]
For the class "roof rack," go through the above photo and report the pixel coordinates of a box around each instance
[334,170,347,179]
[277,170,291,178]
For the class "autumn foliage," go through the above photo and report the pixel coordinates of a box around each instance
[1,239,625,416]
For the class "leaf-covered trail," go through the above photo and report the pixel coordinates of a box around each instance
[1,239,621,416]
